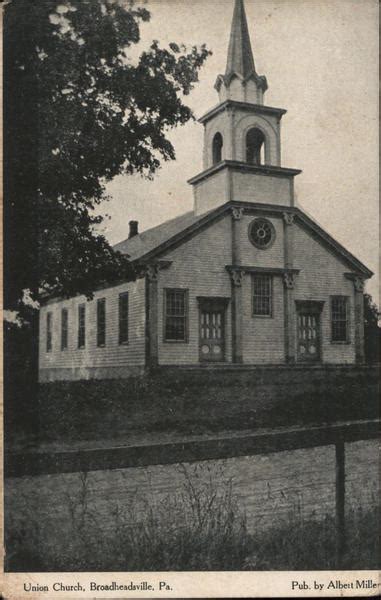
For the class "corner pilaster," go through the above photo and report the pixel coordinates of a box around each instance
[283,271,297,364]
[353,276,365,364]
[202,123,208,170]
[145,263,160,369]
[283,211,294,268]
[230,207,244,364]
[230,267,244,364]
[226,105,236,161]
[283,212,296,363]
[231,206,244,264]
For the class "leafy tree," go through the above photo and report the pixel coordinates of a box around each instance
[4,0,211,309]
[3,0,211,442]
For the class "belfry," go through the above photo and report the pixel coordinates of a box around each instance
[189,0,300,216]
[39,0,372,382]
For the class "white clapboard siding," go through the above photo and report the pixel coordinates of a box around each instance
[39,278,146,377]
[293,223,356,363]
[158,215,233,365]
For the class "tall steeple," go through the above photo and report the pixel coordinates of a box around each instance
[225,0,256,80]
[189,0,301,216]
[215,0,267,104]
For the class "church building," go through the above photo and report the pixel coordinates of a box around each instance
[39,0,372,382]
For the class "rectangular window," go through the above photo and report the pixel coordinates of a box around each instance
[46,312,53,352]
[331,296,349,342]
[78,303,86,348]
[61,308,68,350]
[252,274,272,316]
[119,292,129,344]
[97,298,106,347]
[164,289,188,341]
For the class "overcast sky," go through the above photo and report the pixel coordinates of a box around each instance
[102,0,379,301]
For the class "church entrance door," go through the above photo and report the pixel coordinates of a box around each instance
[197,297,229,363]
[295,300,324,363]
[297,313,320,362]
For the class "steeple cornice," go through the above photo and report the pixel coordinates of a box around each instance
[198,99,286,125]
[188,160,301,186]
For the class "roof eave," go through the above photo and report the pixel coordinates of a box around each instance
[294,208,373,279]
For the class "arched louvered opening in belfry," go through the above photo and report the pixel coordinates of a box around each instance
[212,132,223,165]
[246,127,265,165]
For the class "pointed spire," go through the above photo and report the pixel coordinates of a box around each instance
[225,0,256,80]
[214,0,267,102]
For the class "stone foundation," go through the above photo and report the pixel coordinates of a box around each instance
[39,365,145,382]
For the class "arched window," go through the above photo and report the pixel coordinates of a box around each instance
[246,127,265,165]
[212,132,223,165]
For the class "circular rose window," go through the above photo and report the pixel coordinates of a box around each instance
[248,218,275,249]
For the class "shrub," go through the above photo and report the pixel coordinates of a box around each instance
[6,464,251,571]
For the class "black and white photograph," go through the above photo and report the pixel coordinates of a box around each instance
[3,0,380,597]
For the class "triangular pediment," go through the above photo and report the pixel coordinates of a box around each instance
[118,201,372,279]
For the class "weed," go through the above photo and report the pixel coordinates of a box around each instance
[5,464,380,571]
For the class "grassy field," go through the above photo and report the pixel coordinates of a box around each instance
[5,462,380,572]
[8,368,377,446]
[5,369,379,571]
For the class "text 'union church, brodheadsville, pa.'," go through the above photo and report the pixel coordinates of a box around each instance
[39,0,373,382]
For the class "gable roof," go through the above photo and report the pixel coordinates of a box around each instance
[113,201,373,279]
[113,210,210,261]
[294,207,373,278]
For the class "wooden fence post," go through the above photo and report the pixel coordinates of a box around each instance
[335,441,346,566]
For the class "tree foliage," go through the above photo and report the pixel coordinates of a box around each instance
[4,0,211,307]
